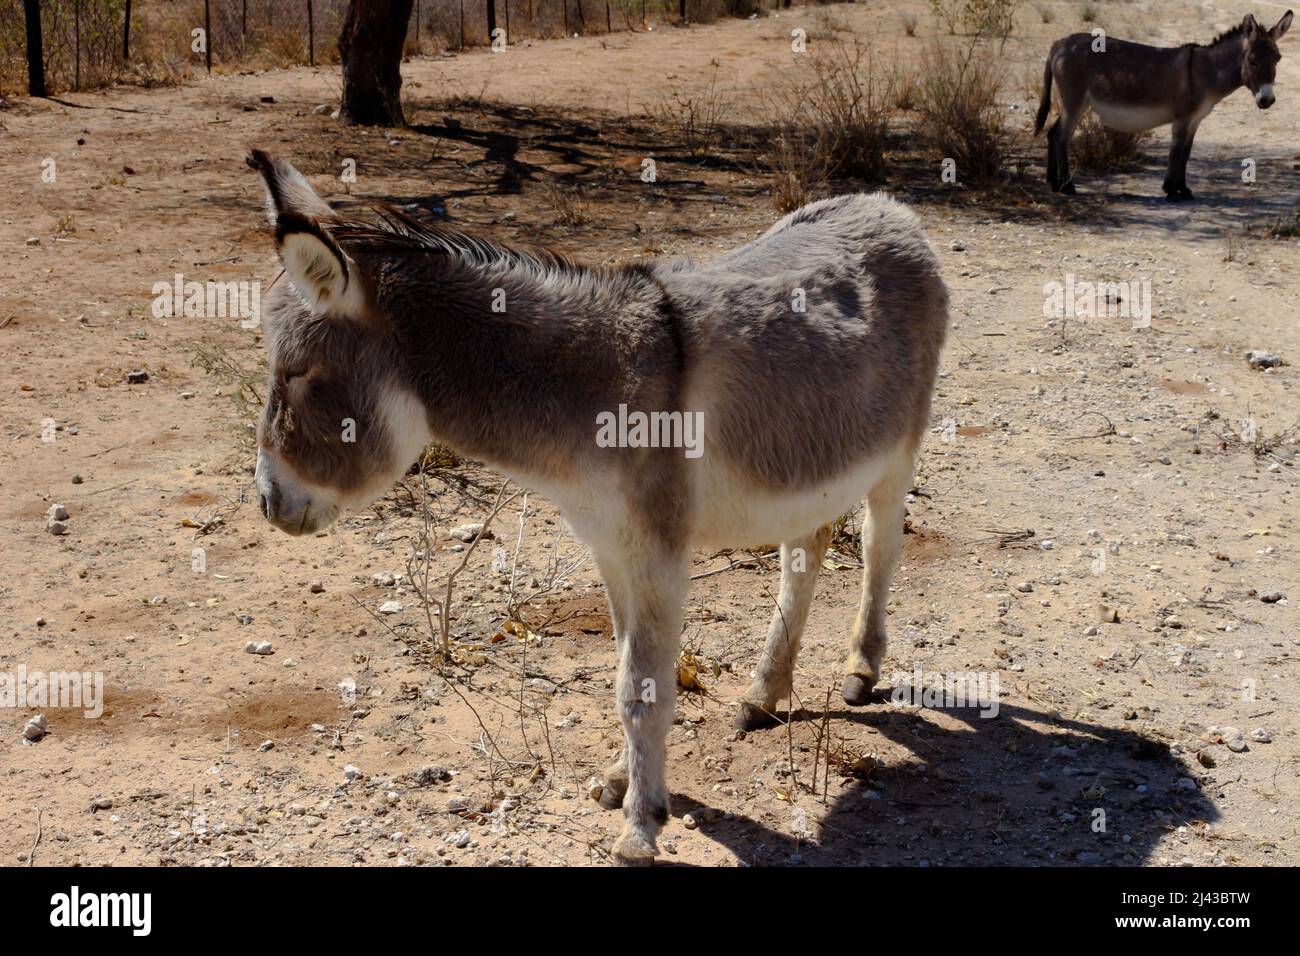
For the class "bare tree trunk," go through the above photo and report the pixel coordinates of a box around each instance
[339,0,415,126]
[123,0,133,61]
[487,0,496,44]
[306,0,315,65]
[23,0,45,96]
[75,0,81,91]
[204,0,212,73]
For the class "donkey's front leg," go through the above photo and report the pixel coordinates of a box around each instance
[736,524,833,731]
[610,552,688,865]
[1163,120,1198,201]
[842,454,913,706]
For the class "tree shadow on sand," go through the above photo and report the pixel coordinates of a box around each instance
[658,698,1217,867]
[388,103,761,212]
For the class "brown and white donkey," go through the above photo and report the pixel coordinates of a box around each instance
[246,150,949,863]
[1036,11,1293,198]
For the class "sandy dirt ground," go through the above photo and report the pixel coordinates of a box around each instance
[1,0,1297,867]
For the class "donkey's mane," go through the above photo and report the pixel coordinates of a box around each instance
[1203,22,1248,46]
[325,204,586,277]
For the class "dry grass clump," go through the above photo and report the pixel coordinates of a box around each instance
[1070,114,1150,173]
[913,38,1010,184]
[764,36,895,212]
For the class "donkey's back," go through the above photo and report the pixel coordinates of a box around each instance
[702,192,941,280]
[654,193,949,547]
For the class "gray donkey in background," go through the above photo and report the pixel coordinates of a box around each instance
[1036,11,1293,198]
[247,150,949,864]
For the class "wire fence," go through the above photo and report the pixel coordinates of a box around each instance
[1,0,794,96]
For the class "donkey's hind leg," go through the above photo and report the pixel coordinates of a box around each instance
[735,524,834,732]
[1053,108,1083,196]
[842,450,914,706]
[590,548,632,810]
[1046,118,1062,191]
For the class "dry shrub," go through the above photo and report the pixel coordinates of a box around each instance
[188,340,266,451]
[1070,114,1149,174]
[914,38,1009,183]
[1254,205,1300,239]
[930,0,1020,37]
[764,35,895,212]
[964,0,1020,37]
[815,8,853,35]
[542,181,591,227]
[893,65,920,111]
[768,133,816,215]
[657,61,727,158]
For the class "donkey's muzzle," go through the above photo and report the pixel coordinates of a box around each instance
[1256,85,1276,109]
[259,484,316,535]
[254,447,325,536]
[257,480,306,535]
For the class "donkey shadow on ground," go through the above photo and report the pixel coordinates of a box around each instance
[1058,147,1300,239]
[660,698,1216,867]
[896,142,1299,240]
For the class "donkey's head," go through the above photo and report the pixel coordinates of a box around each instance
[1240,11,1293,108]
[247,150,431,536]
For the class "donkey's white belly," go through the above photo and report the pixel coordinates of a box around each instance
[519,447,893,556]
[1088,97,1173,133]
[687,449,891,549]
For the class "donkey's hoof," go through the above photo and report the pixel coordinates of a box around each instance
[1060,181,1077,195]
[611,830,657,866]
[735,701,781,732]
[595,775,628,810]
[841,674,877,707]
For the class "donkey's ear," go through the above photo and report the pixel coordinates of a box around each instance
[1243,13,1260,35]
[247,149,334,225]
[1272,10,1293,40]
[274,212,351,309]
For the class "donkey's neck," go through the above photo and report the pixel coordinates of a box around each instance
[1199,36,1247,101]
[386,255,679,487]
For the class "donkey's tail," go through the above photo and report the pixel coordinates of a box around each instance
[1034,57,1053,136]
